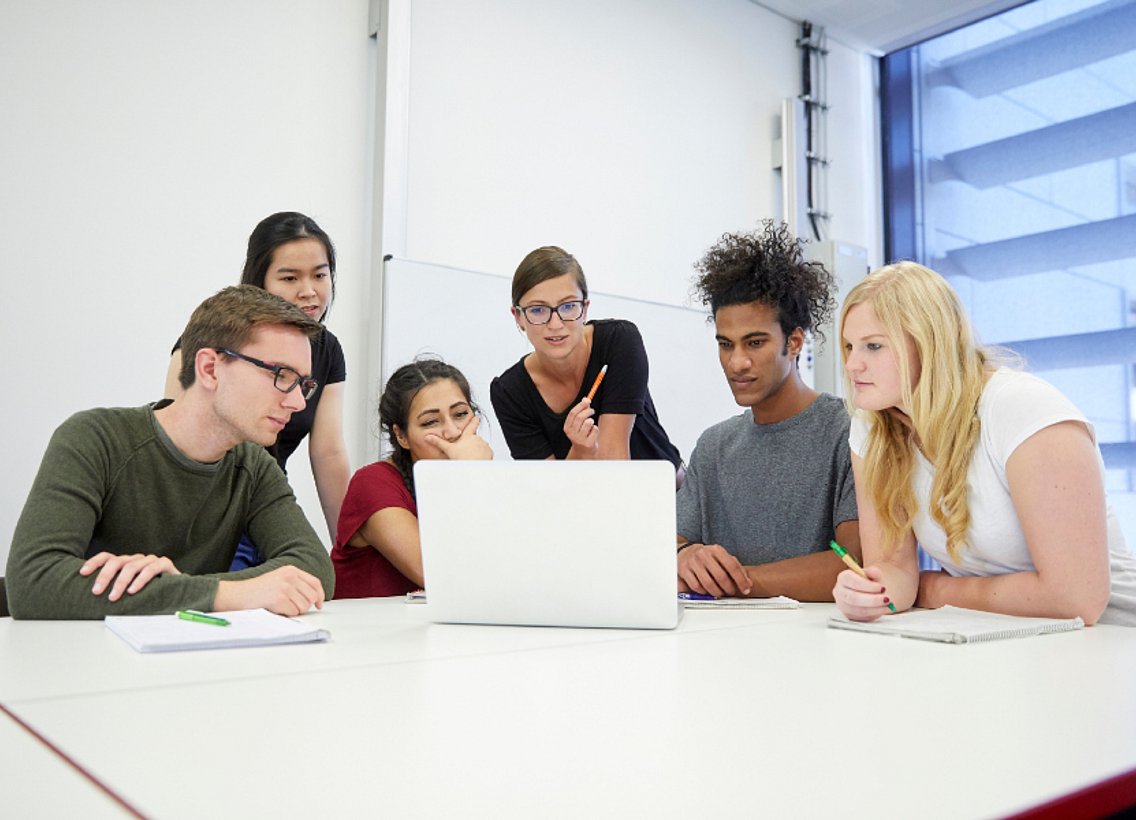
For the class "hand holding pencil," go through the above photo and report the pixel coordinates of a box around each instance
[830,540,897,614]
[563,365,607,455]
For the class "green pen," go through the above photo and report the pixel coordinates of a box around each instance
[176,610,231,627]
[830,541,897,613]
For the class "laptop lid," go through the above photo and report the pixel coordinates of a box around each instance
[415,460,680,629]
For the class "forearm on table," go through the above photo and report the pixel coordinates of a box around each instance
[8,508,218,618]
[745,550,849,602]
[235,539,335,598]
[8,556,218,619]
[919,570,1107,623]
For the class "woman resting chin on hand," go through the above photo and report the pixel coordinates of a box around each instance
[330,358,492,599]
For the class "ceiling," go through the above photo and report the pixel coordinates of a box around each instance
[750,0,1031,54]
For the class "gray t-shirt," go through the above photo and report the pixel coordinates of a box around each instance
[676,393,857,566]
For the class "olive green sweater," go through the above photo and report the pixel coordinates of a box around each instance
[7,404,334,619]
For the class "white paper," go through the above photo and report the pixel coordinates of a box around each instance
[681,595,800,610]
[828,605,1083,643]
[105,608,331,653]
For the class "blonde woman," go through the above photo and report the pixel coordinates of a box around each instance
[833,262,1136,626]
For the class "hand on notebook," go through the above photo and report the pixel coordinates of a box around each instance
[80,552,182,602]
[215,565,326,616]
[677,543,752,598]
[424,416,493,460]
[563,398,599,455]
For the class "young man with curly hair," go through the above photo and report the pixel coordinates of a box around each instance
[676,221,861,601]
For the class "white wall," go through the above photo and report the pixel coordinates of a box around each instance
[1,0,881,572]
[382,0,881,307]
[1,0,372,568]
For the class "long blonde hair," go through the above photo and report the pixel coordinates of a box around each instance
[840,262,993,561]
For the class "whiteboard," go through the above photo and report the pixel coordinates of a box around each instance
[380,258,741,463]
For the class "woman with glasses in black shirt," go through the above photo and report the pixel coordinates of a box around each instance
[490,246,682,477]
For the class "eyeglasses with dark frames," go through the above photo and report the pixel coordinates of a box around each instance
[216,348,318,400]
[515,300,586,325]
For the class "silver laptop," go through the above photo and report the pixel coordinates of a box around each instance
[415,460,680,629]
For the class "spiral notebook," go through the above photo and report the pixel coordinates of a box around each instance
[828,605,1084,644]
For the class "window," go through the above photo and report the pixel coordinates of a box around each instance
[882,0,1136,546]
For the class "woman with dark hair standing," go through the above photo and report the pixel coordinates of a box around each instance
[331,358,492,598]
[490,246,682,475]
[165,212,351,552]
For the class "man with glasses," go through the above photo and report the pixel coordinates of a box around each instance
[6,286,335,619]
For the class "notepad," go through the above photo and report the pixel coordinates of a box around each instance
[827,605,1084,644]
[105,608,331,653]
[681,595,799,610]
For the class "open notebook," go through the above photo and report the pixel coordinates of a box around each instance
[105,609,331,653]
[828,605,1084,644]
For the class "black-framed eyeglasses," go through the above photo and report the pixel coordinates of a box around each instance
[515,300,586,325]
[216,349,318,400]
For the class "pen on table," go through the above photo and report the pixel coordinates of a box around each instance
[176,610,231,627]
[678,592,716,601]
[829,540,897,612]
[586,364,608,401]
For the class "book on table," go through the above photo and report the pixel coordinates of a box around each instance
[680,595,799,610]
[105,608,331,653]
[828,605,1083,644]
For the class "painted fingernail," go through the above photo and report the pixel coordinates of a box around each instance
[884,597,891,604]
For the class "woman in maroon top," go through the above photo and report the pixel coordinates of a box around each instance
[331,358,492,598]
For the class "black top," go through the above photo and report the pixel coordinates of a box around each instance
[490,318,681,467]
[271,327,346,469]
[172,327,346,471]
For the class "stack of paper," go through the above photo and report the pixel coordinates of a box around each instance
[105,608,331,653]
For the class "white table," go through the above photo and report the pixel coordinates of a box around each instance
[2,599,1134,818]
[0,707,133,818]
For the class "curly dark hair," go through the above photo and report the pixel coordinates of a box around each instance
[692,220,836,345]
[379,357,478,496]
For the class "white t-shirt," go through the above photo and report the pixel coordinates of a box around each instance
[849,368,1136,626]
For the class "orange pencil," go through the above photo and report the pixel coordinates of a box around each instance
[586,365,608,401]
